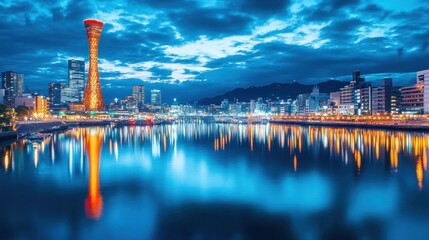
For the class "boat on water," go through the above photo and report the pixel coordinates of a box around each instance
[27,133,51,142]
[40,125,69,133]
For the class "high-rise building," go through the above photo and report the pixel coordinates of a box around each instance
[221,99,229,112]
[132,85,145,108]
[400,84,423,114]
[1,71,24,106]
[400,71,427,114]
[418,70,429,114]
[150,89,161,105]
[296,93,310,115]
[372,78,400,115]
[307,85,330,115]
[68,59,85,102]
[339,70,371,115]
[355,82,372,115]
[0,89,5,105]
[48,83,66,105]
[339,71,363,111]
[83,19,105,111]
[61,87,79,104]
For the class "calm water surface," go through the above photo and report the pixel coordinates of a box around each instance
[1,123,429,240]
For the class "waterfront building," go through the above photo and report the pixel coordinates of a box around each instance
[61,87,79,104]
[14,93,35,108]
[0,89,5,104]
[182,104,196,115]
[328,91,341,115]
[255,98,267,114]
[208,104,221,115]
[132,85,145,109]
[249,100,256,114]
[1,71,24,106]
[296,93,310,115]
[34,96,49,118]
[150,89,161,105]
[340,70,363,105]
[124,96,138,111]
[108,98,122,111]
[306,85,330,115]
[355,82,372,115]
[220,99,229,112]
[339,70,371,115]
[294,86,329,115]
[228,103,242,115]
[272,99,292,116]
[68,59,85,102]
[48,83,66,106]
[372,78,400,115]
[400,72,425,114]
[418,70,429,114]
[69,103,86,113]
[338,104,355,115]
[82,19,105,111]
[330,91,341,106]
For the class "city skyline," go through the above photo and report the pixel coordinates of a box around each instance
[0,0,428,103]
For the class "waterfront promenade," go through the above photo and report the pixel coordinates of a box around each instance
[270,115,429,131]
[2,115,429,142]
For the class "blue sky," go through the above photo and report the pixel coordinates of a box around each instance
[1,0,428,103]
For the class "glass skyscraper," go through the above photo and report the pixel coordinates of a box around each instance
[48,82,65,105]
[1,71,24,106]
[68,59,85,102]
[132,85,145,108]
[150,89,161,105]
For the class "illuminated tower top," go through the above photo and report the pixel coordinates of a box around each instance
[83,19,105,111]
[84,19,104,35]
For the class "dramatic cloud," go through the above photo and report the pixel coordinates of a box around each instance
[0,0,428,103]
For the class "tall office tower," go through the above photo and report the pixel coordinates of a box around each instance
[48,83,65,105]
[352,70,364,84]
[82,19,105,111]
[150,89,161,105]
[68,59,85,102]
[339,70,371,115]
[132,85,145,108]
[2,71,24,106]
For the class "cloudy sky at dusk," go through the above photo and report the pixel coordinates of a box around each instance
[1,0,428,103]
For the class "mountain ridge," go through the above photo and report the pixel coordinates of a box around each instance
[198,80,348,105]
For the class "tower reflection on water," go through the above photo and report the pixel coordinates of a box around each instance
[1,123,429,203]
[84,128,103,220]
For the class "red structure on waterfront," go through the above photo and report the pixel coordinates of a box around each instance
[83,19,105,111]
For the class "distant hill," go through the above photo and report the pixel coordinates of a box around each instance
[198,80,348,105]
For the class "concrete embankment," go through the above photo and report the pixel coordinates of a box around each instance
[0,122,65,142]
[270,120,429,132]
[0,131,18,141]
[16,122,64,134]
[66,120,111,127]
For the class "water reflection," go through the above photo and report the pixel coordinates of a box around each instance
[1,124,429,192]
[1,123,429,239]
[84,128,103,220]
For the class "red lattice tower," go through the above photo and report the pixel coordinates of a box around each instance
[83,19,105,111]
